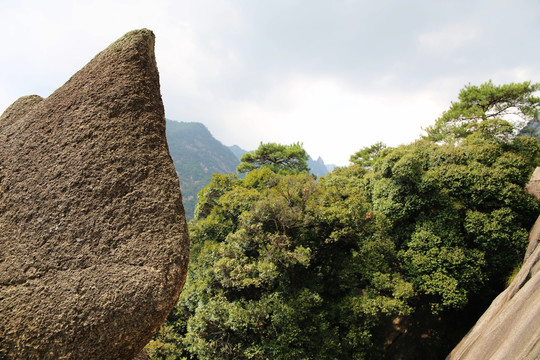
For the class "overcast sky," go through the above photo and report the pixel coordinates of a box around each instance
[2,0,539,165]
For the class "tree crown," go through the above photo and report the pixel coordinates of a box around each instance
[425,81,540,143]
[237,142,310,174]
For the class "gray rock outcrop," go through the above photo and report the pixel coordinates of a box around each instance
[0,29,189,359]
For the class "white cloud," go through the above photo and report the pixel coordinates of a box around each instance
[418,24,480,54]
[489,66,540,85]
[212,75,446,165]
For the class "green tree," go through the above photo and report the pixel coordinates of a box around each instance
[149,167,413,359]
[365,126,539,356]
[425,81,540,143]
[350,142,387,168]
[237,142,310,174]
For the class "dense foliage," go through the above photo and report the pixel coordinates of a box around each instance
[147,82,540,359]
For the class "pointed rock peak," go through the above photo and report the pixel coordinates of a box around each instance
[109,28,155,49]
[0,30,189,359]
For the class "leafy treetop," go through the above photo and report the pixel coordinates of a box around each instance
[237,142,310,174]
[350,142,387,168]
[425,81,540,143]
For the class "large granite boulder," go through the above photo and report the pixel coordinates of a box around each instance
[0,29,189,359]
[446,168,540,360]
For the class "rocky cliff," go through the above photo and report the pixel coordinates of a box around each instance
[0,29,189,359]
[446,168,540,360]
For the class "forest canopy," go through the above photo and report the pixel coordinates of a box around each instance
[146,81,540,360]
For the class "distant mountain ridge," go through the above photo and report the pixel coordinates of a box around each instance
[309,156,330,177]
[228,144,246,160]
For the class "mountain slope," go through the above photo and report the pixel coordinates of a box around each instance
[166,120,239,219]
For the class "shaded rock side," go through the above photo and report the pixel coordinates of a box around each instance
[447,167,540,360]
[0,29,189,359]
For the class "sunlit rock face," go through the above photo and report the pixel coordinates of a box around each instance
[0,29,189,359]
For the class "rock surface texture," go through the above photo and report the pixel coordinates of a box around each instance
[446,167,540,360]
[525,167,540,259]
[0,29,189,359]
